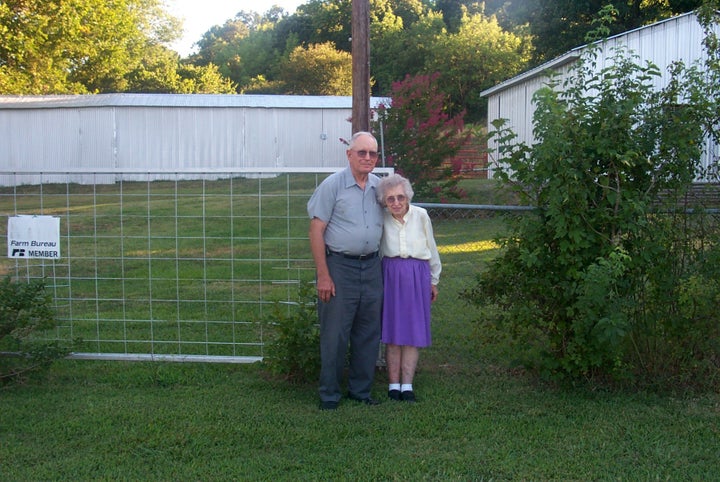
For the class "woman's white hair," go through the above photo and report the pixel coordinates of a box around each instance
[377,174,414,205]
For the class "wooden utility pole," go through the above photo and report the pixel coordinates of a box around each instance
[351,0,370,134]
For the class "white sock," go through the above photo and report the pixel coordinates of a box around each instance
[389,383,401,391]
[401,384,413,392]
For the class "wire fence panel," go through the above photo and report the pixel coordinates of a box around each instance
[0,169,389,363]
[3,170,718,364]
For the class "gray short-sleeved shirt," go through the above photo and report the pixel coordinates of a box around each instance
[307,168,384,255]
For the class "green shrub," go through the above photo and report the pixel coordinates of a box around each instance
[262,282,320,383]
[0,276,69,383]
[623,209,720,389]
[463,6,720,390]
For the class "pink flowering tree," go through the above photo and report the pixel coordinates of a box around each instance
[373,73,469,202]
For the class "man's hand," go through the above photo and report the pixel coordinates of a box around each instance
[309,217,334,303]
[316,273,336,303]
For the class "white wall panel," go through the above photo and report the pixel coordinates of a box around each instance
[0,95,388,185]
[483,12,719,181]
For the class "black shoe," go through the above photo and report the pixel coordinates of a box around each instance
[401,390,416,403]
[388,389,401,401]
[348,394,381,405]
[320,400,339,410]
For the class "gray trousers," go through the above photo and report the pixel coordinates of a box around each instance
[318,253,383,402]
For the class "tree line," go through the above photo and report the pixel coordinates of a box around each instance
[1,0,704,122]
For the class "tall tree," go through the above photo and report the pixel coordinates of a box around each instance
[519,0,705,63]
[294,0,353,51]
[0,0,188,94]
[432,0,705,65]
[386,0,426,26]
[175,64,237,94]
[192,17,252,68]
[434,0,464,32]
[370,11,446,96]
[424,12,532,122]
[193,0,533,118]
[191,10,287,92]
[278,42,353,95]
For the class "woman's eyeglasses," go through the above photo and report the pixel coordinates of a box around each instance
[385,195,407,204]
[352,149,379,159]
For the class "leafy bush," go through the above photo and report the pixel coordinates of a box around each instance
[463,6,720,390]
[624,209,720,389]
[0,277,69,383]
[262,282,320,383]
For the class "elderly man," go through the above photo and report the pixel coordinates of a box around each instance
[307,131,384,410]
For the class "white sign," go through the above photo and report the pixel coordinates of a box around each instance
[7,215,61,259]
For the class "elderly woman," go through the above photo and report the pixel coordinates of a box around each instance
[377,174,441,402]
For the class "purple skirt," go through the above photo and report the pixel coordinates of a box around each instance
[381,257,432,347]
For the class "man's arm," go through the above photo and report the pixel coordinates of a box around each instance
[309,217,334,302]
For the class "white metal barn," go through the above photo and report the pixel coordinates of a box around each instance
[481,11,719,181]
[0,94,389,186]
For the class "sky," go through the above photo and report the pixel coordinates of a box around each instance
[167,0,305,57]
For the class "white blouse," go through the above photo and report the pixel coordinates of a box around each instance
[380,204,442,285]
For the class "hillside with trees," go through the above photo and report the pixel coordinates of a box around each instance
[1,0,705,120]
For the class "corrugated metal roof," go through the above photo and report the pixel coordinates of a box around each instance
[481,51,582,97]
[481,11,698,97]
[0,93,391,110]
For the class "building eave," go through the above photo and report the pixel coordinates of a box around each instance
[0,93,390,110]
[481,11,701,98]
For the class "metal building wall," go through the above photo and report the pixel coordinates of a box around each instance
[0,94,386,186]
[482,12,717,180]
[485,75,546,176]
[0,106,116,185]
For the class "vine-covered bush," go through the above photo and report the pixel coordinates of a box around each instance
[463,5,720,390]
[0,277,68,383]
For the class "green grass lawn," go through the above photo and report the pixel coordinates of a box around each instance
[2,355,718,479]
[1,179,718,479]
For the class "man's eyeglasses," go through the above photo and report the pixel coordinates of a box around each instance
[385,194,407,204]
[352,149,379,159]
